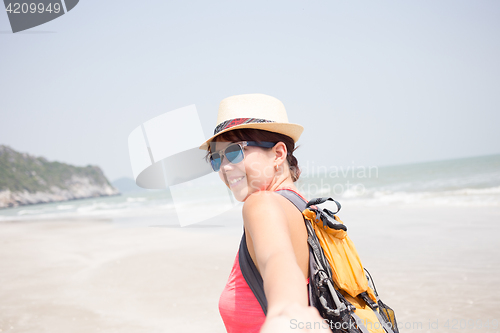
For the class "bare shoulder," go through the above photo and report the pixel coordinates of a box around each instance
[242,193,283,231]
[243,191,287,219]
[242,191,303,228]
[243,191,284,209]
[243,190,309,277]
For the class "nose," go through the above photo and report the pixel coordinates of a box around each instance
[220,155,233,171]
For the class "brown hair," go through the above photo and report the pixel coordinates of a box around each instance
[205,128,301,182]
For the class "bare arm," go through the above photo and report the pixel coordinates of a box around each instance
[243,192,331,332]
[243,191,308,316]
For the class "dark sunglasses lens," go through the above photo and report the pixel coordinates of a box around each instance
[225,144,244,164]
[210,153,222,172]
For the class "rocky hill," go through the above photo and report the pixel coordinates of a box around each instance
[0,145,119,209]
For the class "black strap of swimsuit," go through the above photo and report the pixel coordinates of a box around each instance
[238,189,307,315]
[238,230,268,314]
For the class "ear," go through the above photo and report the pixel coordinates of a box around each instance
[272,142,288,166]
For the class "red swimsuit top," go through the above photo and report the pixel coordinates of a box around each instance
[218,188,309,333]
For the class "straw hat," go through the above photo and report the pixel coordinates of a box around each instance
[199,93,304,150]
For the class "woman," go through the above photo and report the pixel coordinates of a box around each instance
[199,93,331,333]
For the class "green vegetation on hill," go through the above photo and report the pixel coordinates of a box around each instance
[0,145,112,193]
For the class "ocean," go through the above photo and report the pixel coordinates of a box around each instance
[296,153,500,207]
[1,153,499,225]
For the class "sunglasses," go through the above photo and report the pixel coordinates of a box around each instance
[209,141,276,172]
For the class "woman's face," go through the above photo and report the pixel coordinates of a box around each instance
[213,140,276,202]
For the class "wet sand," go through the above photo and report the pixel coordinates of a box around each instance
[0,204,499,333]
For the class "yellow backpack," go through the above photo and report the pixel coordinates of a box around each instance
[278,190,399,333]
[238,189,399,333]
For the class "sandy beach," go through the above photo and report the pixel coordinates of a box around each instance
[1,204,499,333]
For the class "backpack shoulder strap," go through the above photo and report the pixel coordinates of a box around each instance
[238,189,307,315]
[275,188,307,212]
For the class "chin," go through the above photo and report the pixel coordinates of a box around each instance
[232,191,248,202]
[230,179,268,201]
[230,184,249,202]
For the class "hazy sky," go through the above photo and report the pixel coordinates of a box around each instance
[1,0,499,182]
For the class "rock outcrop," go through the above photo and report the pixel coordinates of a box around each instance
[0,145,119,209]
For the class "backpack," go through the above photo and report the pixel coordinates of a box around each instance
[238,189,399,333]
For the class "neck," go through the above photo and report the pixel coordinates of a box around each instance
[267,170,298,193]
